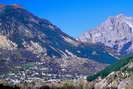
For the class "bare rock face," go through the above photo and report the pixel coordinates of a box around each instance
[0,35,17,49]
[118,76,133,89]
[78,14,133,56]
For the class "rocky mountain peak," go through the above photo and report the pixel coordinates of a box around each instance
[78,14,133,56]
[105,14,125,24]
[100,14,128,28]
[107,14,125,21]
[115,13,126,18]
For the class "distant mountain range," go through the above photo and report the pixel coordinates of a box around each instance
[78,14,133,56]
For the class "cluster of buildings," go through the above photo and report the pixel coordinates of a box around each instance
[0,62,87,84]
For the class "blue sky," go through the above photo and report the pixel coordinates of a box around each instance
[0,0,133,37]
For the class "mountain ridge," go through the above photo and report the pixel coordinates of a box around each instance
[0,4,116,63]
[78,14,133,56]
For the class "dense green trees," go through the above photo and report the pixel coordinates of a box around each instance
[87,55,133,81]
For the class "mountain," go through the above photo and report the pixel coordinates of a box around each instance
[0,4,117,83]
[87,55,133,89]
[78,14,133,56]
[0,4,116,62]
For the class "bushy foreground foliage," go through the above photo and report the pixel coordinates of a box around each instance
[0,80,94,89]
[39,80,94,89]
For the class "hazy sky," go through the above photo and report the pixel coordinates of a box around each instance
[0,0,133,37]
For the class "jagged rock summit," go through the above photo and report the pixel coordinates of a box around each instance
[78,14,133,56]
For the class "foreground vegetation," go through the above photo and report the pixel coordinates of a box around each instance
[0,80,95,89]
[0,84,19,89]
